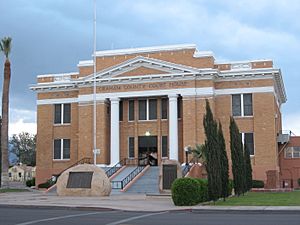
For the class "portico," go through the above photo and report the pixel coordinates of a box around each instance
[109,93,180,166]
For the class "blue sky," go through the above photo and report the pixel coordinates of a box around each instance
[0,0,300,135]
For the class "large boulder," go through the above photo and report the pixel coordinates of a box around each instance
[56,164,111,196]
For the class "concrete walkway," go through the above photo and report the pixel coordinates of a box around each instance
[1,191,300,212]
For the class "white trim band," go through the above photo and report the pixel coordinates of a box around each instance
[36,86,276,105]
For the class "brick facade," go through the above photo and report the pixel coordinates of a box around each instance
[31,44,287,187]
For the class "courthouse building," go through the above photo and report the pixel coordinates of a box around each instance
[31,44,288,187]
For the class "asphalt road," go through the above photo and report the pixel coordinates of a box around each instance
[0,206,300,225]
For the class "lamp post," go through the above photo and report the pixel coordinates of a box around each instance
[184,146,190,166]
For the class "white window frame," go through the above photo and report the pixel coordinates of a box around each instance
[53,139,70,160]
[232,94,253,117]
[285,147,300,159]
[138,98,157,121]
[54,103,71,125]
[241,133,255,156]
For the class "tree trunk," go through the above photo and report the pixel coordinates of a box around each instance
[1,59,11,188]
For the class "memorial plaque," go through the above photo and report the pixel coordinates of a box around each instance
[162,165,177,189]
[66,172,93,188]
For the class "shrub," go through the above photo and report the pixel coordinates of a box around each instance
[38,179,55,189]
[171,178,201,206]
[227,179,233,196]
[252,180,264,188]
[298,178,300,186]
[26,178,35,187]
[194,178,209,202]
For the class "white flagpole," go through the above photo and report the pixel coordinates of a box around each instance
[93,0,97,165]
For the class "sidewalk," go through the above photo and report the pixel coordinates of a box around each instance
[1,191,300,212]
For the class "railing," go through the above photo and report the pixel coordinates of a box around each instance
[182,164,191,177]
[53,157,92,177]
[106,158,139,178]
[111,165,145,189]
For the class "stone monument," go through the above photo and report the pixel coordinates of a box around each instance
[56,164,111,196]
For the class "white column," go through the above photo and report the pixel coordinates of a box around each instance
[110,97,120,165]
[168,94,178,161]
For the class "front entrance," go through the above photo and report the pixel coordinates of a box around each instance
[138,136,158,166]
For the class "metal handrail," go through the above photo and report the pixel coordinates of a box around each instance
[106,158,139,178]
[54,157,92,177]
[111,165,145,189]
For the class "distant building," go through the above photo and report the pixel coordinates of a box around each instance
[31,44,293,188]
[8,164,36,182]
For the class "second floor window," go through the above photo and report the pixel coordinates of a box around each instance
[54,103,71,124]
[232,94,253,117]
[138,99,157,120]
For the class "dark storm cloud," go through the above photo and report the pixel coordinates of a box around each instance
[0,0,299,133]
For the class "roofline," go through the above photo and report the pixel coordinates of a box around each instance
[37,72,79,78]
[94,43,197,57]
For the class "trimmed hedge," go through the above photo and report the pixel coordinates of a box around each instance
[252,180,264,188]
[194,178,209,202]
[171,178,201,206]
[26,178,35,187]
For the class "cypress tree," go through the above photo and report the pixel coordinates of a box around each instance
[244,144,253,191]
[218,122,229,200]
[229,117,245,196]
[203,100,222,201]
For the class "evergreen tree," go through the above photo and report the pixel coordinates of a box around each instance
[229,117,245,196]
[218,122,229,200]
[203,100,222,201]
[244,144,253,191]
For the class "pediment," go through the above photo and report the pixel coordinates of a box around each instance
[82,56,200,81]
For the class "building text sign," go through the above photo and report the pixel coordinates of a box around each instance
[99,81,188,92]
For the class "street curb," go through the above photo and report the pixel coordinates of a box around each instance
[1,204,300,213]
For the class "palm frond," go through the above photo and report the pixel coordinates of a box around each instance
[1,37,12,59]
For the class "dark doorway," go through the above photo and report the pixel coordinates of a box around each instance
[138,136,158,166]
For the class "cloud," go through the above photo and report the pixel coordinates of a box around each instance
[9,119,36,136]
[283,113,300,136]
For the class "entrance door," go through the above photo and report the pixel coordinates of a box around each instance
[138,136,158,166]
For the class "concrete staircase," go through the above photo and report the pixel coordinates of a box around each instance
[125,166,160,194]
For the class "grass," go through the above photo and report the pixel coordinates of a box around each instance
[214,191,300,206]
[0,188,29,193]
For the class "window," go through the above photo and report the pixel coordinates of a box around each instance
[138,99,157,121]
[161,98,168,119]
[285,147,300,158]
[128,137,135,158]
[139,100,147,120]
[128,100,135,121]
[8,172,11,177]
[54,103,71,124]
[232,94,253,117]
[162,136,168,158]
[177,96,182,119]
[241,133,254,155]
[54,139,70,160]
[119,100,123,121]
[18,172,22,178]
[149,99,157,120]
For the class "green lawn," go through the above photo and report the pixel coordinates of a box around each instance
[0,188,29,193]
[214,191,300,206]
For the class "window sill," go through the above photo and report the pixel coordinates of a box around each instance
[53,159,70,162]
[53,123,71,126]
[233,116,253,119]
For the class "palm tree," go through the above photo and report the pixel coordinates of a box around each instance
[192,144,206,165]
[0,37,12,188]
